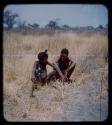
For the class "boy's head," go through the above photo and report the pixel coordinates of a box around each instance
[38,50,48,64]
[60,48,69,61]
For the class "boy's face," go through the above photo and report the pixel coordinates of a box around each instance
[60,53,68,61]
[42,58,48,64]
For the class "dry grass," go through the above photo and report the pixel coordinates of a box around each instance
[3,30,108,121]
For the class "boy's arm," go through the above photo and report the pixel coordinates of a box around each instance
[53,57,65,80]
[66,57,76,72]
[47,61,53,67]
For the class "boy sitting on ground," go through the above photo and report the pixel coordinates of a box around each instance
[47,48,76,83]
[31,50,53,97]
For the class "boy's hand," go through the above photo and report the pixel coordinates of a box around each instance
[65,76,68,81]
[61,75,68,82]
[61,75,65,82]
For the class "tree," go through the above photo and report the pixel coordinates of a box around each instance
[87,26,94,30]
[31,23,39,29]
[62,24,70,30]
[28,23,39,29]
[98,25,103,29]
[46,20,57,29]
[45,19,60,29]
[4,10,19,30]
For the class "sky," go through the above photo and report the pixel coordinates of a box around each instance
[4,4,108,28]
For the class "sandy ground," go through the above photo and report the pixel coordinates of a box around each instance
[3,80,108,122]
[3,31,108,122]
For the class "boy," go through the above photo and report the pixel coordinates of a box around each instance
[31,50,53,97]
[47,48,76,83]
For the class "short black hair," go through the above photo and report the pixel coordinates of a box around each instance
[38,50,48,61]
[61,48,69,55]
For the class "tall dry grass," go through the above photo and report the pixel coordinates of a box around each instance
[3,30,108,121]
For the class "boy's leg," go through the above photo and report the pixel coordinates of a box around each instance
[47,70,60,83]
[30,78,38,97]
[40,70,47,85]
[41,78,47,86]
[30,84,36,97]
[30,83,36,97]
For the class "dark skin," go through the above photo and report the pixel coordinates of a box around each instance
[31,58,53,81]
[60,53,69,81]
[30,58,53,97]
[53,53,75,82]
